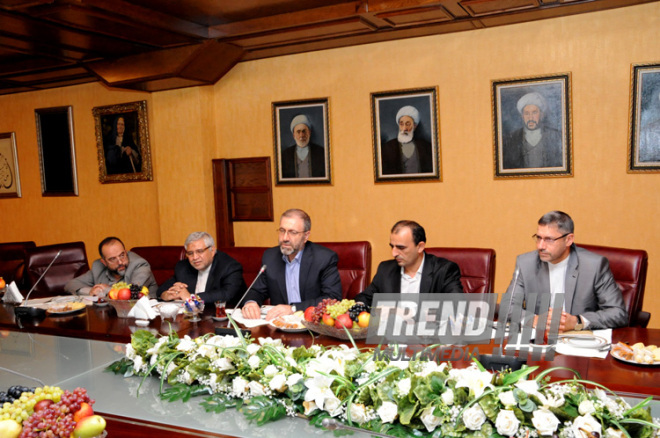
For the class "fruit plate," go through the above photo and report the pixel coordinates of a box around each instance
[611,349,660,367]
[301,320,369,340]
[269,315,308,332]
[46,301,86,316]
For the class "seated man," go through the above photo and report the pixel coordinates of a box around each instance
[506,211,628,331]
[242,208,342,320]
[64,237,158,297]
[157,231,246,305]
[354,220,464,307]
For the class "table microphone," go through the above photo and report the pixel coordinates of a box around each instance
[232,265,267,311]
[14,250,62,319]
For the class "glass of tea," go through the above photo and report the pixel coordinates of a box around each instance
[215,301,227,318]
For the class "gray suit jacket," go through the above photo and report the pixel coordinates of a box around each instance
[505,245,627,329]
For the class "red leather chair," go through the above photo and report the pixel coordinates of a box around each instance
[318,241,372,300]
[131,246,186,285]
[218,247,267,288]
[424,247,496,294]
[25,242,89,298]
[577,244,650,328]
[0,241,36,289]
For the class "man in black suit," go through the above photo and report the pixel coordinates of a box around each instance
[242,209,342,321]
[157,231,246,305]
[354,220,464,307]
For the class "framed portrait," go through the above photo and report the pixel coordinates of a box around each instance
[371,87,440,183]
[35,106,79,196]
[0,132,21,198]
[629,62,660,173]
[272,98,331,185]
[492,73,573,179]
[92,100,153,183]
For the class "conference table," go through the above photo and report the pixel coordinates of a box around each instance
[1,302,658,437]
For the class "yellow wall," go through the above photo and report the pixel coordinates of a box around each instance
[0,3,658,326]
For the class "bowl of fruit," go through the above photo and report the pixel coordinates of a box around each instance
[0,385,107,438]
[301,299,371,340]
[107,281,149,318]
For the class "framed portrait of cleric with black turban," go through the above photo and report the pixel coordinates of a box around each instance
[371,87,440,183]
[628,62,660,173]
[492,74,573,179]
[92,100,153,183]
[272,98,331,185]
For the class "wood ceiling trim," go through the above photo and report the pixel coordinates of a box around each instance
[459,0,541,17]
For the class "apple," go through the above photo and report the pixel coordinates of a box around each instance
[0,419,21,438]
[304,306,315,322]
[108,288,119,300]
[116,288,131,300]
[0,277,6,289]
[321,313,335,327]
[34,399,54,412]
[73,414,106,438]
[334,313,353,329]
[73,401,94,423]
[357,311,370,328]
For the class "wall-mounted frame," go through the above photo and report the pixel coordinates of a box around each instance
[629,62,660,173]
[0,132,21,198]
[272,98,331,185]
[92,100,153,183]
[371,87,440,183]
[35,106,79,196]
[492,73,572,179]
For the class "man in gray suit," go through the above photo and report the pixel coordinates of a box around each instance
[506,211,627,332]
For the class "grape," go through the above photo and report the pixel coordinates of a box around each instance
[326,299,356,319]
[19,388,93,437]
[311,298,338,323]
[0,385,63,424]
[348,303,370,321]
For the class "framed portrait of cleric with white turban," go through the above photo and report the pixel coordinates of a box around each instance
[492,74,573,179]
[272,98,331,185]
[371,87,440,182]
[92,100,153,184]
[628,62,660,173]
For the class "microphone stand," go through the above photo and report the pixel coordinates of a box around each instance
[232,265,267,311]
[14,250,62,318]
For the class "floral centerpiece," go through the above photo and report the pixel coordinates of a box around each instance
[108,328,660,438]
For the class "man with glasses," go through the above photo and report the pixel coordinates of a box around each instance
[65,236,158,297]
[506,211,627,331]
[241,209,342,321]
[157,231,246,305]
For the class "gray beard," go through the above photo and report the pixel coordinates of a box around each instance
[398,131,414,143]
[295,139,310,148]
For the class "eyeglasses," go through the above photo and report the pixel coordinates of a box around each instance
[186,246,211,258]
[532,233,570,244]
[277,228,306,237]
[105,251,128,264]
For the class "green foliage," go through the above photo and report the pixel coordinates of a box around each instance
[239,396,287,426]
[160,383,211,402]
[105,358,133,374]
[200,393,240,413]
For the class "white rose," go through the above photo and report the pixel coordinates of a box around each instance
[441,388,454,405]
[349,403,368,424]
[397,378,411,396]
[248,355,261,369]
[303,400,318,415]
[377,401,398,423]
[572,414,602,438]
[125,343,136,360]
[364,361,377,373]
[264,365,278,377]
[495,410,520,436]
[269,374,287,392]
[420,407,442,432]
[287,373,303,387]
[247,344,261,355]
[324,395,343,417]
[286,357,298,368]
[531,410,560,436]
[232,376,248,396]
[462,404,487,431]
[515,379,539,394]
[133,355,144,372]
[248,381,266,396]
[499,391,516,407]
[604,427,625,438]
[211,357,233,371]
[578,400,596,415]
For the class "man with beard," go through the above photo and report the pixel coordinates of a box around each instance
[354,220,463,307]
[64,236,158,298]
[104,116,141,174]
[281,114,326,178]
[381,105,433,175]
[504,211,627,332]
[503,92,563,169]
[157,231,246,305]
[241,209,342,321]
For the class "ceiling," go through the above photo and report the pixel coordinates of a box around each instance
[0,0,655,95]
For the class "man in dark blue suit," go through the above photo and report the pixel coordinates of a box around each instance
[241,209,342,321]
[157,231,246,306]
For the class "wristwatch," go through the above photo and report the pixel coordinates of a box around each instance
[574,316,584,331]
[290,305,297,313]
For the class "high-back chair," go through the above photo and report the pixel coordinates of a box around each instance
[131,246,186,285]
[25,242,89,298]
[317,241,372,300]
[424,247,496,294]
[577,244,650,328]
[0,241,36,289]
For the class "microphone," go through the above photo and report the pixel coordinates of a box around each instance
[232,265,267,311]
[14,250,62,318]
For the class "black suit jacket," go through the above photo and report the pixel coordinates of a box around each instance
[244,241,342,309]
[381,137,433,175]
[281,143,326,178]
[354,253,464,307]
[157,252,246,306]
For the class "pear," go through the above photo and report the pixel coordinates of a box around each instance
[0,419,21,438]
[73,414,106,438]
